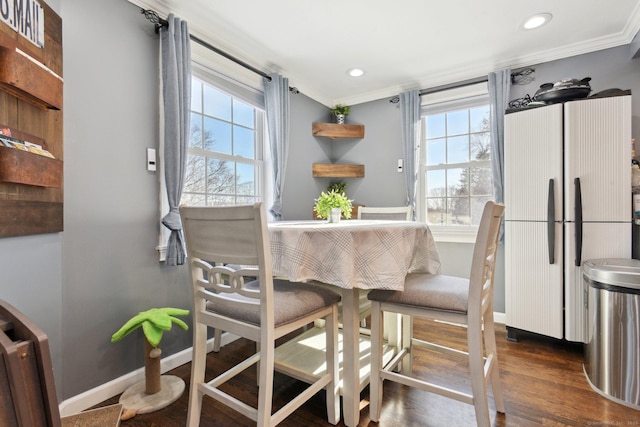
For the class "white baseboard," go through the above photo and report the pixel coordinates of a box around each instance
[58,332,238,417]
[494,311,506,325]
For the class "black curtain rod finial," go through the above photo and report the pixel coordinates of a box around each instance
[141,9,168,33]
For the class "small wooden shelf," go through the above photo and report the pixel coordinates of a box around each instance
[0,31,62,110]
[312,122,365,139]
[312,163,364,178]
[0,146,62,188]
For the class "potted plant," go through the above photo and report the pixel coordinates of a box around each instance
[111,307,189,420]
[314,190,353,221]
[327,181,347,195]
[330,104,350,124]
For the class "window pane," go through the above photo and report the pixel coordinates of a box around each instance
[208,195,235,206]
[236,163,255,195]
[427,138,446,165]
[447,135,469,164]
[426,114,445,139]
[181,193,205,206]
[426,170,446,197]
[203,85,231,120]
[448,167,468,196]
[233,99,255,129]
[191,78,202,113]
[237,196,257,205]
[204,117,231,154]
[190,112,203,148]
[207,158,234,194]
[471,197,492,225]
[471,132,491,160]
[422,100,493,230]
[447,110,468,135]
[470,167,493,196]
[450,197,470,225]
[427,198,446,225]
[184,155,205,193]
[233,126,255,158]
[186,75,263,208]
[470,106,489,132]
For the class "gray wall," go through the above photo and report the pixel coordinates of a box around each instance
[0,0,638,403]
[59,0,192,399]
[282,94,408,219]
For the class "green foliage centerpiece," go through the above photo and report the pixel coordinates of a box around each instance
[330,104,350,124]
[314,190,353,220]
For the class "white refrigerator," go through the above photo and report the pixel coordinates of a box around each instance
[504,94,632,343]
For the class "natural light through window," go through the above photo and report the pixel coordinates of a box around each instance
[420,87,493,238]
[182,76,263,206]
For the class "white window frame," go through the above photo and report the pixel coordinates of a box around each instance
[187,63,272,209]
[417,82,491,243]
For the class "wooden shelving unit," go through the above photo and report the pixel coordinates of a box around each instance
[312,122,364,139]
[312,122,365,178]
[0,0,63,238]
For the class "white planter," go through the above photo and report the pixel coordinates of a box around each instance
[328,208,341,223]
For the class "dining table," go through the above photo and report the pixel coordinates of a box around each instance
[268,219,441,427]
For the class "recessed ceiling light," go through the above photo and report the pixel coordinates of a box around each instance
[522,13,552,30]
[347,68,365,77]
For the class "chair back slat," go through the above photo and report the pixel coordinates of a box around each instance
[468,202,504,318]
[357,206,413,220]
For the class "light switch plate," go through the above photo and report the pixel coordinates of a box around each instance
[147,148,156,171]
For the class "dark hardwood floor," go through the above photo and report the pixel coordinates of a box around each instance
[99,319,640,426]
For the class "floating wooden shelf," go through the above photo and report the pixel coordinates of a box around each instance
[312,163,364,178]
[312,122,365,139]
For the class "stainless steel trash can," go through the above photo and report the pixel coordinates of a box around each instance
[583,258,640,410]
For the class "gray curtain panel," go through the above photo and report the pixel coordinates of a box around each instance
[263,73,290,220]
[488,69,511,206]
[399,90,420,219]
[161,14,191,266]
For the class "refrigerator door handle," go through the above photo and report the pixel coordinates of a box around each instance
[547,179,555,264]
[575,177,583,266]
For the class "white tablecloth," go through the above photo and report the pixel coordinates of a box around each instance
[268,219,441,291]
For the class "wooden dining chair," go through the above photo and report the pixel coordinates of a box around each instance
[357,205,413,220]
[367,201,506,427]
[180,203,341,427]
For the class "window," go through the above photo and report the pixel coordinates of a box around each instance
[182,75,264,206]
[419,84,493,241]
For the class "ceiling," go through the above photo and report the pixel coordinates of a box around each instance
[128,0,640,107]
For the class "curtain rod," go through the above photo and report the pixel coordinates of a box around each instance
[388,68,533,103]
[141,9,299,94]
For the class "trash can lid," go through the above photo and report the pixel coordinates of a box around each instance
[583,258,640,290]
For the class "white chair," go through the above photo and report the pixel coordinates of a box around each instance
[181,203,340,427]
[367,201,506,427]
[345,205,413,328]
[357,206,413,220]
